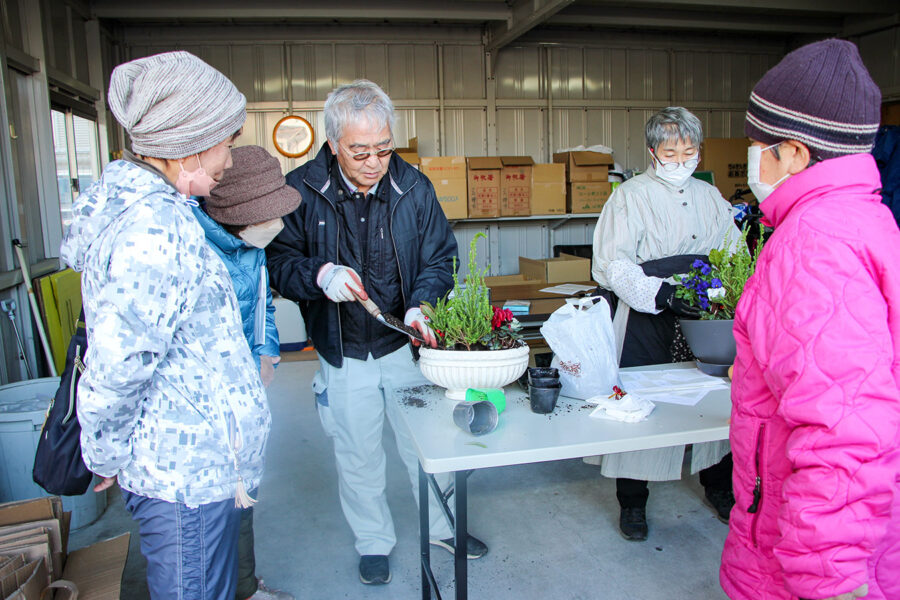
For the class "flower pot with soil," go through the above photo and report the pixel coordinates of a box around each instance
[419,234,528,400]
[675,225,765,375]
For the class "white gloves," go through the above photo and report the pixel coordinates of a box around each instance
[317,263,367,303]
[405,307,438,348]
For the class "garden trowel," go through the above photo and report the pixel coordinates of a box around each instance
[355,294,426,343]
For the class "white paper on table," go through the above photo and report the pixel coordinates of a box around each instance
[539,283,596,295]
[589,392,655,422]
[618,368,730,395]
[640,389,714,407]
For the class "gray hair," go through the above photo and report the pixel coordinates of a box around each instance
[324,79,395,144]
[645,107,703,150]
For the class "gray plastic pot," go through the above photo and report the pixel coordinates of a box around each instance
[679,318,736,365]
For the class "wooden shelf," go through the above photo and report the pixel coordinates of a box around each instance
[449,213,601,225]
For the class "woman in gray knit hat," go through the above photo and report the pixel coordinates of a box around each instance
[192,145,300,600]
[60,51,270,600]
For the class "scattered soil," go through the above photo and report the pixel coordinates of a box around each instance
[403,396,427,408]
[382,313,423,340]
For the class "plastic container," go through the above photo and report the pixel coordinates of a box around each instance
[452,400,499,435]
[529,383,561,414]
[528,367,559,379]
[0,378,106,529]
[528,376,560,388]
[464,388,506,414]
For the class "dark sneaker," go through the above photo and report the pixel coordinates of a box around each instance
[359,555,391,585]
[429,534,489,559]
[619,507,648,541]
[704,488,735,524]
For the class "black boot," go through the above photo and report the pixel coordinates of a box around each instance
[616,478,649,541]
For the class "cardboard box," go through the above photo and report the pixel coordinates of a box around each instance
[567,182,613,213]
[519,254,591,284]
[531,163,566,215]
[0,497,129,599]
[700,138,754,202]
[488,280,595,316]
[553,151,614,182]
[394,137,419,169]
[499,156,534,216]
[484,274,529,287]
[421,156,468,220]
[467,157,503,218]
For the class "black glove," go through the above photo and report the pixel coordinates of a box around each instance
[656,282,702,318]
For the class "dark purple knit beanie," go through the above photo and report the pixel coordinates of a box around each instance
[745,39,880,160]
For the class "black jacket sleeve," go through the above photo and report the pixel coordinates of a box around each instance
[265,197,328,302]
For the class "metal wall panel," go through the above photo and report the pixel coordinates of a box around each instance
[442,45,486,100]
[289,44,336,101]
[583,48,630,100]
[495,46,544,99]
[495,108,545,161]
[442,109,488,157]
[626,49,670,102]
[858,26,900,93]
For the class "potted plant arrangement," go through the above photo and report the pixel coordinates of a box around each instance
[675,225,765,375]
[418,233,529,400]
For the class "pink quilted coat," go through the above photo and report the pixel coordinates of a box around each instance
[721,153,900,600]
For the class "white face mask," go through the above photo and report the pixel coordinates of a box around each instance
[649,149,698,188]
[747,143,790,201]
[239,218,284,249]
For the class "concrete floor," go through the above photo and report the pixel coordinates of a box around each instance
[70,360,731,600]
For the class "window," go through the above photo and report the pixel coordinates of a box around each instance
[50,108,100,229]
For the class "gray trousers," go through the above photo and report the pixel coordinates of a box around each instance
[313,345,454,556]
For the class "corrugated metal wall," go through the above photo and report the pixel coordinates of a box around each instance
[121,36,783,275]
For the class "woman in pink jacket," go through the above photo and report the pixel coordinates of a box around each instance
[722,40,900,600]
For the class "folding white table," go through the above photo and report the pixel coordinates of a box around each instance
[392,362,732,600]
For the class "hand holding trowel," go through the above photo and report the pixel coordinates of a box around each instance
[354,293,437,348]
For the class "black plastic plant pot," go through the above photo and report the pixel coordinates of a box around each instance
[528,367,559,378]
[529,383,561,414]
[529,375,560,388]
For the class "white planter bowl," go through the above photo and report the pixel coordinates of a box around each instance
[418,344,530,400]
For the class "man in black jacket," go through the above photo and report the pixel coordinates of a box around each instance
[266,80,487,586]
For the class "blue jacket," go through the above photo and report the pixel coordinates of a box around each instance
[266,144,458,368]
[192,205,279,368]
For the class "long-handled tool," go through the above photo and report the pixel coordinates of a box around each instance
[1,299,34,378]
[12,239,58,377]
[355,294,427,344]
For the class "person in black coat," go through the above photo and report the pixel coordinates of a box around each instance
[266,80,487,586]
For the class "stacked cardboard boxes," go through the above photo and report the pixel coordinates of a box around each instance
[499,156,534,216]
[553,151,615,213]
[420,156,468,219]
[394,137,420,169]
[700,138,754,202]
[530,163,566,215]
[0,497,129,599]
[466,157,503,218]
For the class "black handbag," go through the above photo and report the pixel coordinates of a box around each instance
[32,309,93,496]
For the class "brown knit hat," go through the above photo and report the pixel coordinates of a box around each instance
[206,145,301,225]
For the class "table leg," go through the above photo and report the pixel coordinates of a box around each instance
[454,469,468,600]
[419,463,433,600]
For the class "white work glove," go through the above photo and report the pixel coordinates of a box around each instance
[404,307,438,348]
[316,263,367,303]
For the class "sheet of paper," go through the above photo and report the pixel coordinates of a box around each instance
[640,389,715,407]
[539,283,596,295]
[618,368,729,395]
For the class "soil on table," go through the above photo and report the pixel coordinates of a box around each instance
[382,313,423,340]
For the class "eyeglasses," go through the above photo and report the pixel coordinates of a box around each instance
[649,149,699,171]
[342,146,395,161]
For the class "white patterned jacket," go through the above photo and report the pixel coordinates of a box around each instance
[60,158,270,508]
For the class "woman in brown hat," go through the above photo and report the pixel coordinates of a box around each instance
[192,145,301,600]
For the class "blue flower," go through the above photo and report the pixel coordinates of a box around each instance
[700,264,712,276]
[692,259,706,269]
[711,278,723,288]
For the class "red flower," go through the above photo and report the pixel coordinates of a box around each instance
[491,306,514,329]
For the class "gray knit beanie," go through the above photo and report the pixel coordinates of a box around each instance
[108,51,247,159]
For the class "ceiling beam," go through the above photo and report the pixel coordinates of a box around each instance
[842,12,900,36]
[91,0,511,22]
[485,0,578,53]
[547,6,843,34]
[578,0,899,15]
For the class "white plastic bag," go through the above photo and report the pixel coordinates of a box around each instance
[540,297,618,400]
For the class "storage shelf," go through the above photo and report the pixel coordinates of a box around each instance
[449,213,601,226]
